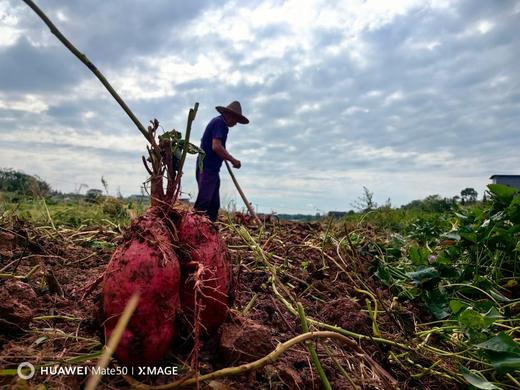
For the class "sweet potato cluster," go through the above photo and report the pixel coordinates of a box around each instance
[102,208,230,365]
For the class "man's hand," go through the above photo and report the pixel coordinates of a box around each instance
[212,138,241,168]
[232,159,241,169]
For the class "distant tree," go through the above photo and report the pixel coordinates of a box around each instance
[0,168,51,196]
[401,195,453,213]
[352,186,377,212]
[328,211,348,218]
[461,188,478,204]
[85,189,103,203]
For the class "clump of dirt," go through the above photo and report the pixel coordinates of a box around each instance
[0,280,36,334]
[0,230,16,253]
[219,317,274,363]
[320,298,371,335]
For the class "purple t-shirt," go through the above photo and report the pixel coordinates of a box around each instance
[199,115,229,172]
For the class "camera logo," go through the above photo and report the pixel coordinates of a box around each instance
[17,362,35,380]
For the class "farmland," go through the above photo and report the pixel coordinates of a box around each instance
[1,184,519,389]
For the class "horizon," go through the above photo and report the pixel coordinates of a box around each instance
[0,166,493,215]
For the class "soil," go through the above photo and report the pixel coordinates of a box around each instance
[0,214,460,389]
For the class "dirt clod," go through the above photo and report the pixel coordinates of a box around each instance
[0,280,36,334]
[219,318,273,363]
[320,298,371,335]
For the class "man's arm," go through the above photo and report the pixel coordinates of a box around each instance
[212,138,241,168]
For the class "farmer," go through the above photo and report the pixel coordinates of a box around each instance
[194,101,249,222]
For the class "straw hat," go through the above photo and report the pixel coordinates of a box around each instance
[215,101,249,124]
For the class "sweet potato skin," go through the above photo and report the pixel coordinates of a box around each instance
[103,208,180,366]
[177,212,231,332]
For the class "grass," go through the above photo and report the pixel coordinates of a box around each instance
[0,192,148,228]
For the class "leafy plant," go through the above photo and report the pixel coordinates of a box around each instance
[373,184,520,387]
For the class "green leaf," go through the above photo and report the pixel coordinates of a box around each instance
[408,246,429,266]
[488,353,520,374]
[488,184,518,204]
[459,308,489,342]
[159,129,181,141]
[482,307,503,326]
[472,300,496,313]
[449,299,468,315]
[460,366,501,389]
[490,210,506,222]
[423,289,450,319]
[460,232,478,243]
[406,267,439,284]
[441,231,461,241]
[477,333,520,374]
[476,332,520,353]
[187,142,204,154]
[507,196,520,223]
[374,264,393,285]
[488,289,511,303]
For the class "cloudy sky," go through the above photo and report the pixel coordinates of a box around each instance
[0,0,519,214]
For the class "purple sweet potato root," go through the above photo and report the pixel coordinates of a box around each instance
[177,211,231,332]
[103,207,180,366]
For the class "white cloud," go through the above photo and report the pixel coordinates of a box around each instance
[0,93,48,113]
[0,1,21,46]
[383,91,404,106]
[477,20,494,34]
[343,106,370,115]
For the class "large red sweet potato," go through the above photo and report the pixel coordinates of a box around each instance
[177,212,231,333]
[103,207,180,366]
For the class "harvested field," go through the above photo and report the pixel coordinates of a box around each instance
[0,212,461,389]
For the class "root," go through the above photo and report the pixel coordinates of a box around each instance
[190,262,205,385]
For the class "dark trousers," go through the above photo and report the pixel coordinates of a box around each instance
[194,168,220,222]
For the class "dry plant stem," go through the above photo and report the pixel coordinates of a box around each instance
[123,331,355,390]
[0,264,40,280]
[172,103,199,202]
[297,303,332,390]
[45,269,64,296]
[146,120,166,206]
[41,197,55,230]
[80,273,105,300]
[322,343,360,390]
[225,161,260,222]
[164,138,177,202]
[242,293,258,315]
[506,373,520,387]
[0,259,21,272]
[85,293,140,390]
[355,288,381,337]
[21,0,150,142]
